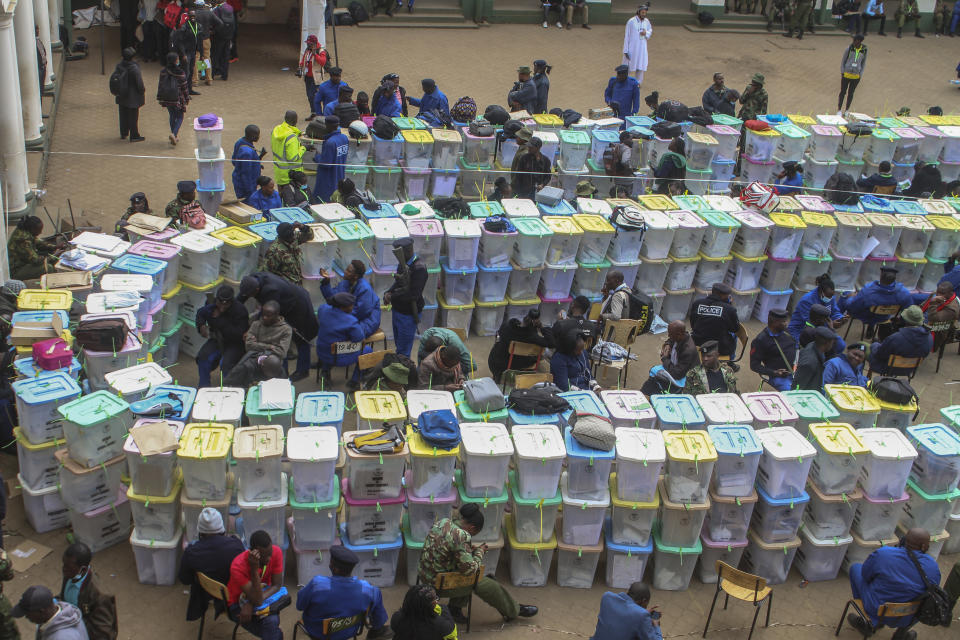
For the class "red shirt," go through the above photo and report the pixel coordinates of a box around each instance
[226,0,242,11]
[226,546,283,605]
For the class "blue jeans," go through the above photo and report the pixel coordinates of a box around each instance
[196,340,244,388]
[228,605,283,640]
[951,10,960,33]
[393,311,417,358]
[167,106,185,136]
[769,375,793,391]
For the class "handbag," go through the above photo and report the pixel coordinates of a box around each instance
[569,412,616,451]
[906,548,954,627]
[32,338,73,370]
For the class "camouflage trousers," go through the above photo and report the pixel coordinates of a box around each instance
[449,577,520,620]
[0,594,21,640]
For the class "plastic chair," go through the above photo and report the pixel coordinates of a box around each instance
[429,567,484,633]
[500,341,545,391]
[293,607,368,640]
[362,329,388,351]
[929,320,957,372]
[834,599,920,637]
[703,561,773,640]
[317,340,364,383]
[195,572,240,640]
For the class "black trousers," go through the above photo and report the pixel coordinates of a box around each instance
[838,76,860,111]
[862,13,886,33]
[212,37,231,80]
[118,105,140,138]
[230,22,239,59]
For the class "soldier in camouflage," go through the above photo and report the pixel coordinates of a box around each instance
[738,73,768,121]
[7,216,61,281]
[260,221,314,285]
[164,180,203,222]
[0,548,19,640]
[417,505,538,624]
[683,341,740,395]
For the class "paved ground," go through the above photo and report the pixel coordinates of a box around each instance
[8,20,960,640]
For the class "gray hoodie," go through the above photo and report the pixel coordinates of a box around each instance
[40,603,90,640]
[841,44,867,78]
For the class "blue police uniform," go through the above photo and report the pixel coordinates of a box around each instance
[296,575,388,640]
[939,256,960,293]
[823,354,868,387]
[313,130,349,203]
[246,188,282,217]
[408,88,449,119]
[868,326,932,373]
[788,289,844,339]
[838,280,914,324]
[849,546,940,628]
[315,305,369,374]
[604,76,641,118]
[313,79,351,117]
[320,277,381,338]
[231,137,262,200]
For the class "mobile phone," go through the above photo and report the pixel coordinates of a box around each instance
[651,611,661,620]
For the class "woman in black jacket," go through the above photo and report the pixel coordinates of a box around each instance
[390,585,457,640]
[114,47,145,142]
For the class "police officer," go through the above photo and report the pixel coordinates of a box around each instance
[689,283,740,358]
[750,308,797,391]
[383,238,427,359]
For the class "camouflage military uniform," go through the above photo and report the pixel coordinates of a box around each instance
[683,363,739,395]
[260,225,314,285]
[738,86,768,121]
[934,0,954,33]
[7,226,55,281]
[417,518,520,620]
[0,549,21,640]
[896,0,921,34]
[164,196,201,221]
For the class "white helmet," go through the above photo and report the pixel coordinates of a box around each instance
[348,120,369,139]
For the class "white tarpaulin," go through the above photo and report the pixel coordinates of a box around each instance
[300,0,326,52]
[72,6,119,29]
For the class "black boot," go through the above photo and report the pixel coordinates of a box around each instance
[897,27,902,37]
[782,28,793,37]
[448,607,468,624]
[915,28,924,37]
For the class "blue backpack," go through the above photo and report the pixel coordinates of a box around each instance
[416,409,461,450]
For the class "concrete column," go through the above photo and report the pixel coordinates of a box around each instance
[49,0,61,49]
[0,10,31,217]
[14,0,44,147]
[35,0,54,88]
[301,0,326,53]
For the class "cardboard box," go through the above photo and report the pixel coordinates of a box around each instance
[219,200,263,225]
[9,314,65,346]
[589,107,614,119]
[41,271,93,292]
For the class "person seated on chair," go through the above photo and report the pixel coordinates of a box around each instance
[793,326,836,392]
[683,340,738,395]
[362,352,419,396]
[551,332,601,393]
[839,266,914,331]
[788,274,847,340]
[195,285,250,388]
[589,581,662,640]
[689,283,740,358]
[857,160,898,192]
[316,292,369,390]
[60,543,117,640]
[640,321,697,396]
[487,309,554,384]
[418,327,478,374]
[750,308,797,391]
[179,508,245,623]
[417,344,466,392]
[418,504,537,625]
[868,305,932,374]
[599,271,632,322]
[823,342,869,387]
[319,259,381,339]
[938,248,960,295]
[224,301,291,387]
[390,584,457,640]
[798,304,846,357]
[226,530,287,640]
[551,295,599,349]
[296,545,392,640]
[914,280,959,330]
[845,527,940,640]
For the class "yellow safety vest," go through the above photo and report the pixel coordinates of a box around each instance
[271,122,305,186]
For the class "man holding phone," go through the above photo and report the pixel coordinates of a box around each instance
[590,581,662,640]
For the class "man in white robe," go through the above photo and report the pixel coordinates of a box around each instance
[622,4,653,84]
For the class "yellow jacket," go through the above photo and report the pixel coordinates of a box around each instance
[271,121,305,186]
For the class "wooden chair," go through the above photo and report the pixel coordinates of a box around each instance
[195,572,240,640]
[718,323,749,364]
[362,329,388,351]
[703,561,773,640]
[834,599,920,637]
[930,321,957,372]
[867,353,924,380]
[293,607,368,640]
[844,305,902,341]
[592,318,642,385]
[357,349,393,372]
[500,341,546,392]
[431,567,484,633]
[317,340,364,384]
[448,327,468,342]
[513,373,553,389]
[872,184,897,195]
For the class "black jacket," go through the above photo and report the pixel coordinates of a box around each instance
[488,318,555,380]
[212,4,236,39]
[334,101,361,126]
[240,272,319,342]
[793,342,827,391]
[170,23,199,57]
[178,534,246,621]
[750,328,797,377]
[195,300,249,349]
[386,256,427,316]
[690,294,740,357]
[193,7,222,39]
[390,606,457,640]
[551,314,598,352]
[114,59,145,108]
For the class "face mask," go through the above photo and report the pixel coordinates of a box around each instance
[821,296,831,304]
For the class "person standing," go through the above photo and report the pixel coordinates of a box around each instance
[298,36,326,119]
[784,0,813,37]
[262,222,314,286]
[838,34,867,114]
[737,73,768,120]
[532,60,550,113]
[408,79,449,123]
[112,48,145,143]
[231,124,263,201]
[604,65,641,118]
[271,111,307,188]
[170,11,201,95]
[510,137,552,199]
[193,0,221,86]
[313,67,349,120]
[211,0,236,80]
[862,0,887,34]
[690,283,740,357]
[157,52,190,146]
[313,116,349,203]
[622,4,653,84]
[507,66,538,113]
[383,238,427,359]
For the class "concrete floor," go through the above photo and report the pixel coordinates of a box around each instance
[8,19,960,640]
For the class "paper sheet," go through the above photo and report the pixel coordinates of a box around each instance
[130,421,179,456]
[259,378,294,410]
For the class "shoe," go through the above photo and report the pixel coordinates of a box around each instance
[449,607,468,624]
[306,113,316,121]
[766,23,772,31]
[915,30,924,37]
[205,79,212,86]
[846,614,874,637]
[407,4,413,12]
[542,21,548,27]
[290,369,310,382]
[229,57,238,63]
[782,29,793,37]
[120,134,127,139]
[189,90,201,95]
[566,22,572,29]
[556,21,563,28]
[366,626,393,640]
[837,110,844,117]
[130,136,145,142]
[582,23,590,28]
[808,27,815,33]
[518,605,538,617]
[878,30,886,35]
[169,133,177,145]
[897,28,902,37]
[891,629,916,640]
[797,31,803,39]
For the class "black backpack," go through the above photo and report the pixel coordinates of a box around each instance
[348,1,369,23]
[109,64,127,96]
[656,100,689,123]
[870,377,920,416]
[304,120,327,139]
[698,10,715,25]
[687,106,712,127]
[562,109,582,128]
[372,114,400,140]
[651,121,682,140]
[624,289,655,333]
[432,197,469,219]
[156,70,180,103]
[906,548,955,627]
[824,172,858,204]
[484,105,510,126]
[334,12,353,25]
[508,388,571,415]
[468,118,494,137]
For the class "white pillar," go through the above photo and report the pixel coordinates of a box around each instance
[0,10,30,217]
[300,0,326,54]
[14,0,43,146]
[48,0,60,49]
[34,0,53,88]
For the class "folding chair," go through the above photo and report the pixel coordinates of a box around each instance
[430,567,484,633]
[930,320,957,372]
[834,598,920,637]
[293,607,368,640]
[317,340,363,383]
[591,318,642,385]
[703,561,773,640]
[195,572,240,640]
